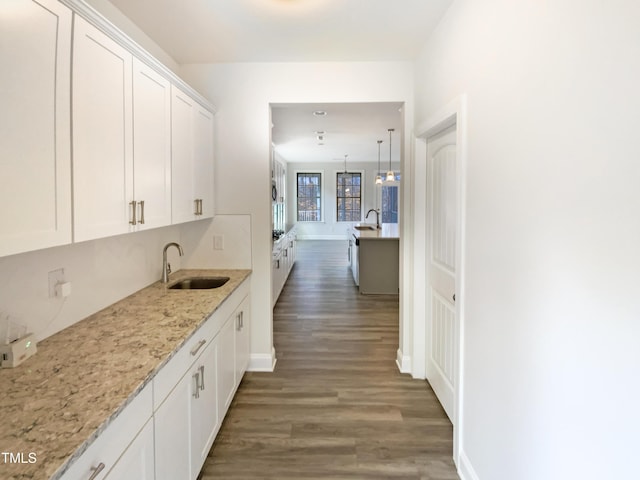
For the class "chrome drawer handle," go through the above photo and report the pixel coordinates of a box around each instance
[190,339,206,356]
[193,371,200,399]
[139,200,145,224]
[199,365,205,390]
[87,462,105,480]
[129,201,137,225]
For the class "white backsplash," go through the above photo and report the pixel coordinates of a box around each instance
[0,226,183,342]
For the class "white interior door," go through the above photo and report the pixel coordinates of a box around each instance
[426,124,457,421]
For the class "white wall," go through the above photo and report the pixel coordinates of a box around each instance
[0,226,184,341]
[412,1,640,479]
[286,160,400,239]
[180,62,414,370]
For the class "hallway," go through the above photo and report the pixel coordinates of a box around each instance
[201,240,458,479]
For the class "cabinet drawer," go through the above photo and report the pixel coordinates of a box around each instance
[59,382,152,480]
[152,317,218,411]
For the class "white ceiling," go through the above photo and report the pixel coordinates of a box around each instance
[105,0,451,164]
[272,103,403,164]
[107,0,453,64]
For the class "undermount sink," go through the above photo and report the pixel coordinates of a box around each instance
[354,225,377,231]
[169,276,230,290]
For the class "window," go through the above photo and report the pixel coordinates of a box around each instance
[381,184,399,223]
[297,173,322,221]
[336,172,361,222]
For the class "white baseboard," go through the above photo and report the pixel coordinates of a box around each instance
[458,450,480,480]
[248,348,277,372]
[395,348,412,374]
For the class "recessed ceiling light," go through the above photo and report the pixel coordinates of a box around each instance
[313,110,327,116]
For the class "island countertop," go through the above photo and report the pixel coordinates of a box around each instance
[351,223,400,242]
[0,268,251,480]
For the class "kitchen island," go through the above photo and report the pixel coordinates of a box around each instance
[350,223,400,294]
[0,269,251,480]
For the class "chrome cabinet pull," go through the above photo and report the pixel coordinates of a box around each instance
[139,200,145,224]
[240,311,244,329]
[190,339,206,356]
[194,198,203,215]
[193,371,200,398]
[284,248,288,257]
[199,365,205,390]
[87,462,105,480]
[129,201,137,225]
[194,199,199,215]
[236,313,241,331]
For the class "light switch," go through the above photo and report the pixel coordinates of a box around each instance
[213,235,224,250]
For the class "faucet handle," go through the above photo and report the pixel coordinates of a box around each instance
[167,263,172,275]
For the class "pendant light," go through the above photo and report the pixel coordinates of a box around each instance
[343,154,350,192]
[386,128,395,181]
[375,140,383,185]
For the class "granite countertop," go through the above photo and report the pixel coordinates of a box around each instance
[351,223,400,241]
[0,268,251,480]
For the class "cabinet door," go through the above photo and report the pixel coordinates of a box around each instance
[72,15,133,242]
[0,0,72,257]
[235,295,251,385]
[190,340,219,477]
[105,419,154,480]
[193,105,214,219]
[217,315,236,418]
[132,58,171,230]
[155,369,193,480]
[171,86,196,224]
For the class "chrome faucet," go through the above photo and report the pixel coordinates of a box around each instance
[162,242,184,283]
[366,209,381,229]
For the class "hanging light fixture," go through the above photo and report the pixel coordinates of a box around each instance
[375,140,383,185]
[386,128,395,181]
[343,154,350,192]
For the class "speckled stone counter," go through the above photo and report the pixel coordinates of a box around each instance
[0,269,251,480]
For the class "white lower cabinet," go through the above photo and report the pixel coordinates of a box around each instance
[103,419,154,480]
[59,383,152,480]
[155,337,218,480]
[154,279,250,480]
[62,279,250,480]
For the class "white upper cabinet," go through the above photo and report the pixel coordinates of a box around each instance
[132,58,172,230]
[171,85,215,224]
[72,15,134,242]
[0,0,72,257]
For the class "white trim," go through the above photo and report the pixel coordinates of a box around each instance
[395,349,411,374]
[458,450,480,480]
[59,0,215,113]
[413,94,468,467]
[248,348,277,372]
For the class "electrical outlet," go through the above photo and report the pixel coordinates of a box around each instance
[213,235,224,250]
[48,268,65,298]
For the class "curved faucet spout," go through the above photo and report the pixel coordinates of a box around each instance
[365,209,381,229]
[162,242,184,283]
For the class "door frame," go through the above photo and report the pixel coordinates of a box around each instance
[411,95,467,465]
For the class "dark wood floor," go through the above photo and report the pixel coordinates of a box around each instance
[201,240,459,479]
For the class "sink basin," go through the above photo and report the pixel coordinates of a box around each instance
[354,225,376,231]
[169,276,230,290]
